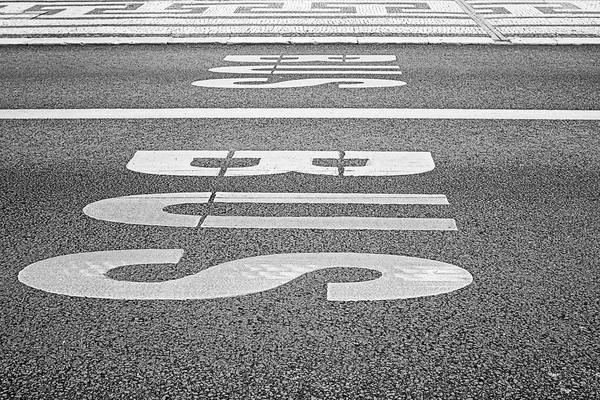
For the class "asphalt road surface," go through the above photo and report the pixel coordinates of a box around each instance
[1,44,599,399]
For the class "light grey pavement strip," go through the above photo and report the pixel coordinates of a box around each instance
[453,0,507,41]
[1,108,599,120]
[0,0,598,44]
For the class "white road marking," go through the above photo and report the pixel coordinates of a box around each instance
[83,192,449,227]
[83,192,212,227]
[229,150,335,176]
[215,192,449,204]
[276,65,400,70]
[126,151,435,177]
[208,65,403,74]
[223,55,398,63]
[191,78,406,88]
[18,251,472,301]
[344,151,434,176]
[126,150,228,176]
[201,216,458,230]
[195,53,405,88]
[2,108,599,120]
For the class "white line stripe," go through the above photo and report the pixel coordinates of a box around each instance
[224,55,398,63]
[201,216,458,230]
[1,108,598,120]
[271,70,404,75]
[5,36,599,46]
[214,193,449,204]
[274,66,401,69]
[209,65,403,74]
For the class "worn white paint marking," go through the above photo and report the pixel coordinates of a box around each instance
[223,55,397,63]
[275,65,400,70]
[84,192,448,227]
[191,78,406,88]
[201,216,458,230]
[209,65,403,74]
[215,192,449,205]
[126,151,435,177]
[230,150,338,176]
[83,192,212,227]
[19,249,186,300]
[269,67,402,75]
[2,108,599,120]
[18,251,472,301]
[126,150,228,176]
[345,151,434,176]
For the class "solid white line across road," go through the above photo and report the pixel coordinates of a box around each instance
[1,108,599,120]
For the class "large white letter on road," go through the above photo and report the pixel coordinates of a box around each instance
[191,78,406,89]
[18,251,472,301]
[127,151,435,177]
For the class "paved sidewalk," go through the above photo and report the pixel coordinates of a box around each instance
[0,0,599,44]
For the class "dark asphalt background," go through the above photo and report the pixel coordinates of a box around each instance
[1,45,599,399]
[0,45,598,110]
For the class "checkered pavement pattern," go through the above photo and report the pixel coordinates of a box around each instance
[0,1,598,40]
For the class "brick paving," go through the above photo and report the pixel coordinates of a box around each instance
[0,0,598,42]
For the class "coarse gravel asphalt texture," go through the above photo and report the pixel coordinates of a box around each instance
[0,44,598,110]
[0,45,599,399]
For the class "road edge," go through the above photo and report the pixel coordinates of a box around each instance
[1,36,599,45]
